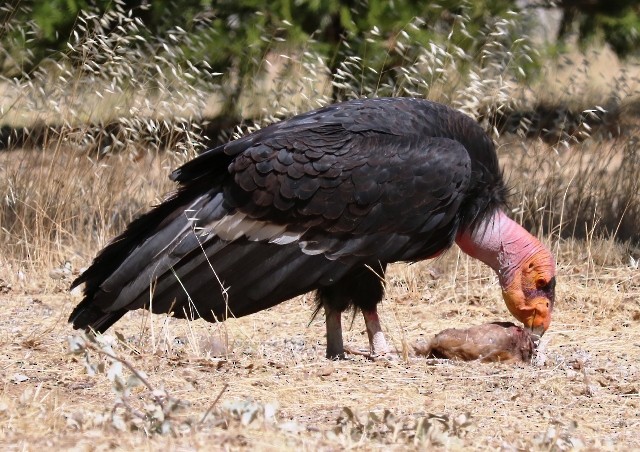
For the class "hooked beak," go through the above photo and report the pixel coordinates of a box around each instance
[528,323,546,341]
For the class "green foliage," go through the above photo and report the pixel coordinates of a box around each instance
[1,1,519,77]
[560,0,640,58]
[599,8,640,58]
[5,0,638,93]
[30,0,91,41]
[2,0,536,117]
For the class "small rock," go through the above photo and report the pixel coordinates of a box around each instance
[0,279,11,294]
[198,335,230,357]
[317,363,334,377]
[12,373,30,383]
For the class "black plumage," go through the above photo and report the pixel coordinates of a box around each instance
[69,97,508,357]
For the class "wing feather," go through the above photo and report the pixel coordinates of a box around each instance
[70,97,504,332]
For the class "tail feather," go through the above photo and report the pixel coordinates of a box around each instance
[130,238,344,321]
[70,218,349,331]
[69,183,227,331]
[69,301,128,333]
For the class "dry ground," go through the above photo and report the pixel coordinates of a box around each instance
[0,235,638,450]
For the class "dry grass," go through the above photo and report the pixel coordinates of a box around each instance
[500,136,640,243]
[0,236,638,450]
[1,3,639,450]
[0,148,182,273]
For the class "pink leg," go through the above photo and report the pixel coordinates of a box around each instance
[325,305,345,359]
[362,308,390,356]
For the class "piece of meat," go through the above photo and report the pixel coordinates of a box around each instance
[413,322,536,363]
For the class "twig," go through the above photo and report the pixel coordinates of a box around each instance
[82,336,161,406]
[199,383,229,425]
[117,398,147,421]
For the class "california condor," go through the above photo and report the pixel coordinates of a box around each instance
[70,97,556,359]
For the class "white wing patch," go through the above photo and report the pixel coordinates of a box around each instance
[269,231,303,245]
[298,241,326,255]
[205,212,304,245]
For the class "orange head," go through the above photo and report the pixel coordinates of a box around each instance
[456,210,557,336]
[501,250,556,337]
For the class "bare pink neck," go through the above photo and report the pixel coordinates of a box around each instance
[455,210,551,287]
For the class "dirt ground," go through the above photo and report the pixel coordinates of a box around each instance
[0,242,638,451]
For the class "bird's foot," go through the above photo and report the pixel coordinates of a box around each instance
[325,349,347,360]
[343,344,401,362]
